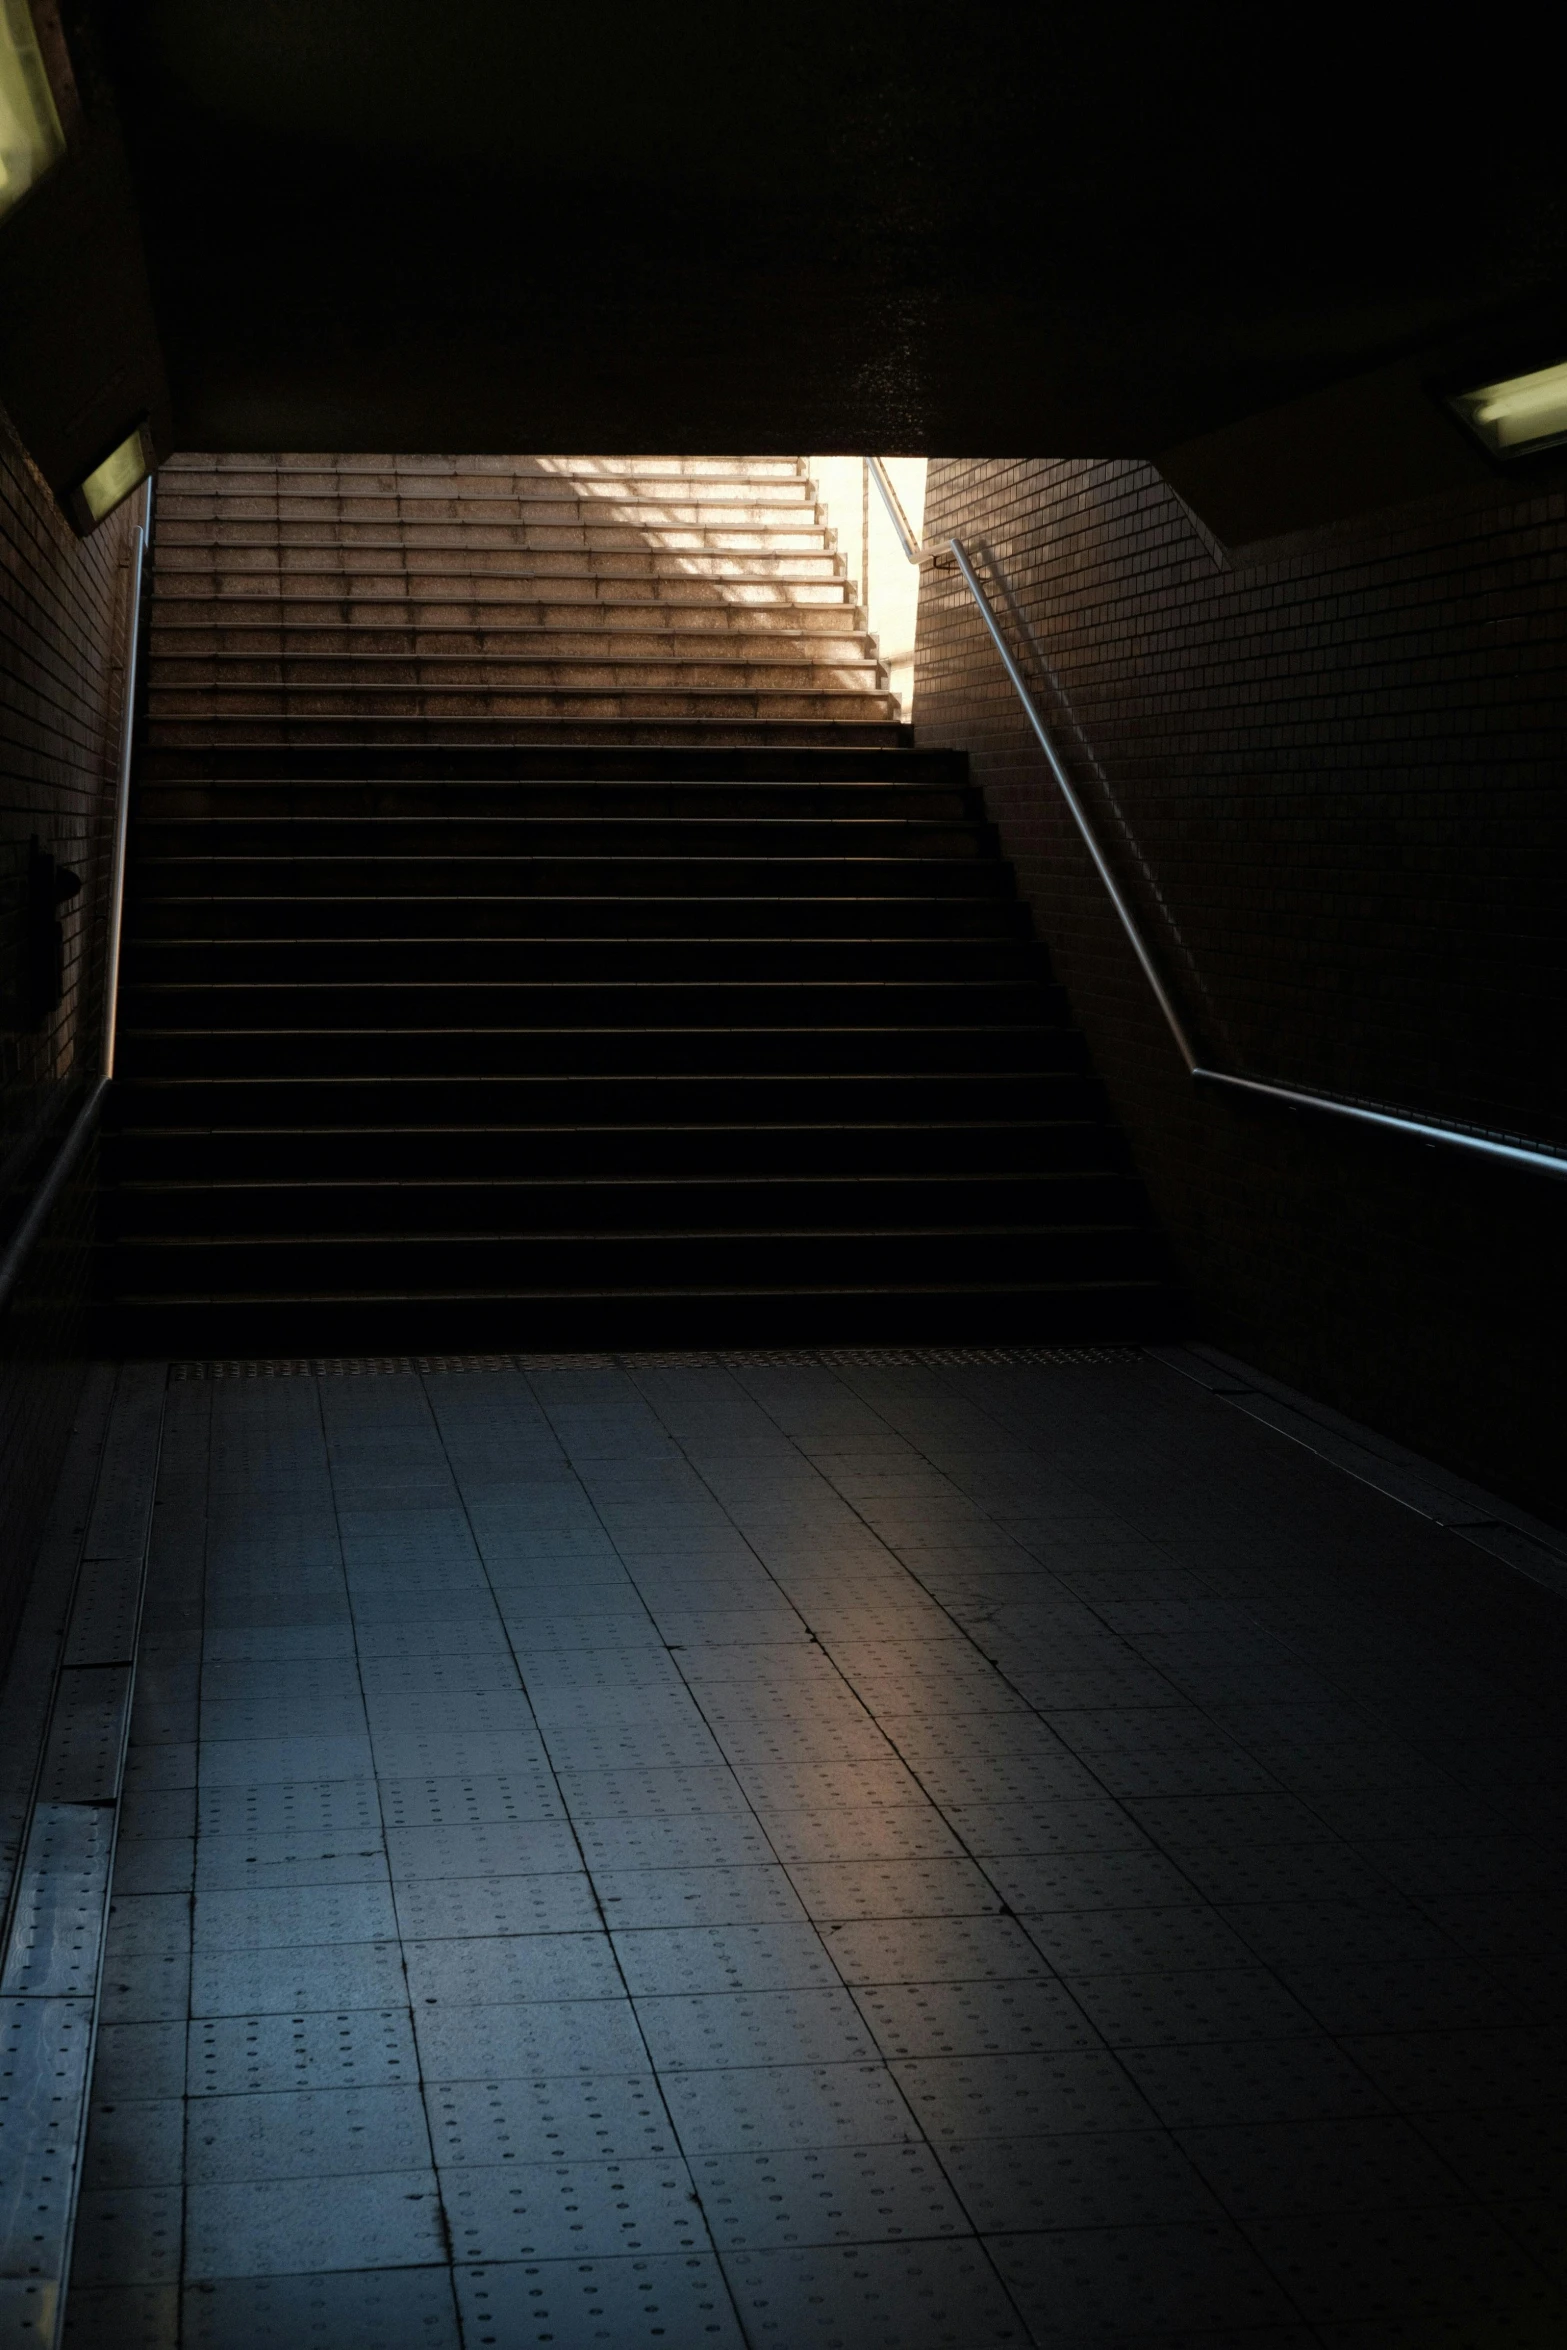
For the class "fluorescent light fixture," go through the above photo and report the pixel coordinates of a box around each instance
[71,425,154,532]
[1451,358,1567,458]
[0,0,65,222]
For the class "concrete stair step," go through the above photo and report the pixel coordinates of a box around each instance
[148,659,887,693]
[143,718,912,749]
[157,520,840,552]
[108,1118,1115,1183]
[159,489,825,520]
[173,454,812,480]
[154,547,850,581]
[148,691,899,723]
[149,628,876,661]
[148,579,863,613]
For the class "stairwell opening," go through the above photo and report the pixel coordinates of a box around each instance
[96,452,1177,1355]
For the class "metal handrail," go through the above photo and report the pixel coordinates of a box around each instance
[102,519,147,1079]
[865,458,1567,1180]
[0,502,151,1320]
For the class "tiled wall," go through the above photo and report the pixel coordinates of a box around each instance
[0,401,141,1668]
[915,460,1567,1515]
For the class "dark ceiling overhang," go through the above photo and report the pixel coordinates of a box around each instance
[9,2,1567,543]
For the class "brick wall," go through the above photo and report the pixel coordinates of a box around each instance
[915,459,1567,1517]
[0,401,141,1668]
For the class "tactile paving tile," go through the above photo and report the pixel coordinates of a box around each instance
[1,1806,116,1996]
[891,2048,1156,2141]
[1171,1837,1409,1908]
[342,1593,495,1628]
[940,1798,1142,1857]
[80,2095,184,2191]
[726,1760,927,1813]
[939,2126,1224,2232]
[1118,2033,1393,2128]
[357,1657,525,1704]
[99,1895,190,1970]
[197,1736,374,1789]
[990,2213,1297,2342]
[519,1650,689,1696]
[193,1882,397,1953]
[193,1832,388,1893]
[552,1766,750,1820]
[180,2265,460,2350]
[0,1997,94,2277]
[36,1670,134,1804]
[352,1619,514,1662]
[190,1933,408,2017]
[59,2282,180,2349]
[523,1688,708,1735]
[111,1841,195,1900]
[711,1723,899,1776]
[820,1914,1050,1987]
[453,2251,744,2348]
[783,1857,1002,1922]
[886,1746,1110,1811]
[185,2084,429,2183]
[117,1788,198,1843]
[200,1657,364,1709]
[538,1721,728,1774]
[719,2237,1025,2348]
[67,2186,182,2287]
[200,1626,359,1663]
[1339,2023,1567,2112]
[394,1871,599,1942]
[611,1923,839,2000]
[1259,2201,1567,2329]
[413,1999,647,2084]
[1174,2113,1471,2218]
[367,1731,555,1781]
[852,1975,1103,2060]
[692,2141,968,2250]
[198,1690,367,1738]
[495,1612,664,1653]
[201,1594,351,1631]
[182,2169,445,2280]
[362,1694,540,1745]
[194,1780,381,1838]
[980,1846,1206,1914]
[89,2023,184,2105]
[659,2062,919,2154]
[649,1613,813,1650]
[1023,1905,1253,1976]
[591,1866,805,1932]
[425,2073,676,2167]
[635,1987,879,2072]
[756,1808,965,1865]
[187,2009,418,2095]
[442,2155,706,2262]
[384,1821,580,1880]
[404,1930,620,2008]
[1068,1965,1318,2047]
[64,1557,148,1672]
[377,1772,567,1828]
[575,1816,775,1872]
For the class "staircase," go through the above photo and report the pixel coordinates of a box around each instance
[98,454,1175,1352]
[143,453,900,746]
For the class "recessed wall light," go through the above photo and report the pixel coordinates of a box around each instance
[69,424,154,533]
[1450,358,1567,459]
[0,0,66,222]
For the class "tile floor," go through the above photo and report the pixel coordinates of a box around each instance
[59,1353,1567,2347]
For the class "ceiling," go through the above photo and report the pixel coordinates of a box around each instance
[100,0,1567,455]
